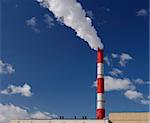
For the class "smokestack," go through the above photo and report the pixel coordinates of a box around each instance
[96,48,105,119]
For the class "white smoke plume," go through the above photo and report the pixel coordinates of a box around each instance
[37,0,103,50]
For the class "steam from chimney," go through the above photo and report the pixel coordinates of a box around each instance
[37,0,103,50]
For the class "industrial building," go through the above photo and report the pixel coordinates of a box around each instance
[109,112,150,123]
[10,112,150,123]
[10,119,109,123]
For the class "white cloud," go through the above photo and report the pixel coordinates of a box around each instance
[0,104,57,123]
[0,104,29,123]
[31,112,57,119]
[104,56,111,66]
[140,95,150,105]
[93,76,135,91]
[26,17,40,32]
[107,53,133,66]
[1,83,33,97]
[44,14,54,28]
[112,53,119,58]
[26,17,37,27]
[133,78,145,84]
[124,90,143,100]
[86,10,94,19]
[119,53,133,66]
[141,99,150,105]
[105,76,135,91]
[136,9,148,16]
[31,111,57,119]
[0,60,15,75]
[104,53,133,67]
[147,81,150,84]
[109,68,123,77]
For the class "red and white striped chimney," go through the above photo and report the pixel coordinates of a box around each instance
[96,48,105,119]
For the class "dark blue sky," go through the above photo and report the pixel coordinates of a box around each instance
[0,0,149,118]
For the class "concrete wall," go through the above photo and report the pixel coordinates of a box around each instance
[11,119,109,123]
[109,112,150,123]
